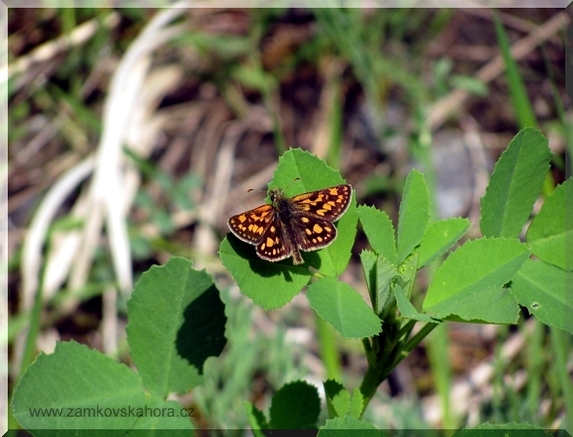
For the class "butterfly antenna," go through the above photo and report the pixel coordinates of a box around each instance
[247,178,301,194]
[284,177,301,191]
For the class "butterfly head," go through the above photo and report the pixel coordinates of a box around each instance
[268,187,284,203]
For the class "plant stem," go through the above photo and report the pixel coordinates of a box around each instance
[316,314,342,382]
[360,320,439,416]
[359,354,387,416]
[551,327,573,434]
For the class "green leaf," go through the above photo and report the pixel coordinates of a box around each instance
[359,249,377,296]
[418,218,470,267]
[12,341,145,431]
[374,256,397,317]
[359,250,397,316]
[307,277,381,339]
[130,397,194,430]
[323,379,346,419]
[526,177,573,271]
[232,63,275,93]
[347,388,364,420]
[512,259,573,334]
[480,128,551,238]
[323,381,363,420]
[220,149,358,309]
[395,285,437,323]
[220,236,312,309]
[269,381,320,429]
[396,252,419,302]
[450,75,488,96]
[126,257,227,397]
[397,169,430,264]
[357,205,397,264]
[423,238,528,323]
[319,415,378,433]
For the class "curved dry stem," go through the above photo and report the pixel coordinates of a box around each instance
[15,156,95,371]
[17,3,192,361]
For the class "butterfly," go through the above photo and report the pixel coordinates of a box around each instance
[228,183,352,264]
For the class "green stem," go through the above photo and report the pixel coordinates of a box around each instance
[427,324,456,429]
[359,320,439,417]
[525,320,543,421]
[551,327,573,434]
[359,353,387,416]
[18,240,50,380]
[261,81,286,155]
[316,314,341,382]
[396,321,438,363]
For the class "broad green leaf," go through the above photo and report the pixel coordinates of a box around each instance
[130,397,194,430]
[357,205,397,264]
[269,381,320,429]
[12,341,145,432]
[319,415,378,433]
[418,218,470,267]
[270,149,358,276]
[512,259,573,334]
[395,285,437,323]
[423,238,528,323]
[397,170,430,264]
[480,128,551,238]
[126,257,227,397]
[307,277,381,339]
[526,177,573,271]
[220,236,312,309]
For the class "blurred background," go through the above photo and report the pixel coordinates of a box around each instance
[6,5,571,433]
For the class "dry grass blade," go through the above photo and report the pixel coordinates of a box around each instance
[76,5,189,296]
[21,157,95,309]
[16,3,191,363]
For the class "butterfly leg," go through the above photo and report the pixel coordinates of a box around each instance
[291,247,304,265]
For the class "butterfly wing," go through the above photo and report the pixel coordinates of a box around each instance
[228,204,275,245]
[290,184,352,221]
[291,215,339,252]
[255,220,293,262]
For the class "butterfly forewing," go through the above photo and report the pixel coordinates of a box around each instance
[228,204,275,244]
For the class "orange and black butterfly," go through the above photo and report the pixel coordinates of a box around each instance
[228,184,352,264]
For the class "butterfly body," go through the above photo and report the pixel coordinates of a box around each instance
[228,184,352,265]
